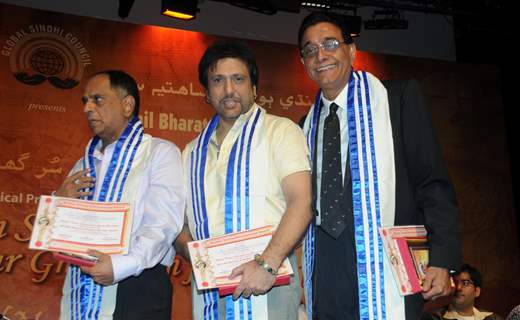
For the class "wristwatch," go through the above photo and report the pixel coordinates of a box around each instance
[254,254,278,276]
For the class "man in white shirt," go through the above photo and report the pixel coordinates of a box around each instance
[56,70,185,319]
[175,41,313,320]
[425,264,504,320]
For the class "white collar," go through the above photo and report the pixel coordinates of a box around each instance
[321,83,349,113]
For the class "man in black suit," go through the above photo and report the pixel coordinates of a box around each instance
[298,12,461,320]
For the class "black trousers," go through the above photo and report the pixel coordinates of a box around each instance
[313,225,359,320]
[313,225,425,320]
[113,264,172,320]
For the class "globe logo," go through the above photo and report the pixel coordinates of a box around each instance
[10,31,87,89]
[30,48,65,76]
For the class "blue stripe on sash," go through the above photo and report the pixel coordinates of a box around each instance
[235,122,248,232]
[224,108,261,319]
[190,151,201,240]
[225,141,239,234]
[71,265,78,319]
[192,130,204,242]
[347,72,370,320]
[190,115,220,320]
[361,72,385,319]
[244,110,261,230]
[239,299,245,319]
[198,116,219,240]
[358,73,377,319]
[347,71,386,320]
[97,117,139,202]
[355,71,377,318]
[191,108,262,319]
[108,122,142,201]
[86,137,99,200]
[188,114,220,320]
[70,117,143,320]
[116,130,144,202]
[225,297,234,319]
[303,90,322,319]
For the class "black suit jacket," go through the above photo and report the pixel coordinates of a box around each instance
[383,79,462,319]
[307,79,461,319]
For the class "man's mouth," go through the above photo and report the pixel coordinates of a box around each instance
[222,98,239,108]
[317,63,336,73]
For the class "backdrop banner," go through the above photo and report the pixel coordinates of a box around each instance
[1,2,518,320]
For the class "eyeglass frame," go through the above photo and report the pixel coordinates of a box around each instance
[300,38,351,58]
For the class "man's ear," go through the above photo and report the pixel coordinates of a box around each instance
[475,286,481,298]
[122,95,135,118]
[349,43,357,63]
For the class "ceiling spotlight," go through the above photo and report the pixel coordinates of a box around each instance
[301,1,331,9]
[344,15,362,37]
[161,0,199,20]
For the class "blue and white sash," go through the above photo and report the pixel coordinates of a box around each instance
[61,117,150,320]
[188,105,270,319]
[303,71,402,320]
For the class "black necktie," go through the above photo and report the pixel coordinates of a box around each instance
[320,103,346,239]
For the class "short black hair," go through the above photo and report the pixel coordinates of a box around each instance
[298,12,354,52]
[460,263,483,288]
[198,41,259,91]
[93,70,140,117]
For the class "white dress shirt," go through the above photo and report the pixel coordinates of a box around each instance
[70,137,185,282]
[315,84,350,225]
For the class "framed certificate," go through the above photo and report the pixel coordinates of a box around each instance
[188,225,293,295]
[379,225,428,296]
[29,195,133,261]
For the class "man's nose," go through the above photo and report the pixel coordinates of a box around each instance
[316,46,329,61]
[83,99,94,113]
[224,79,235,95]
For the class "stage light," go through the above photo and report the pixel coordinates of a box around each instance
[301,1,331,9]
[344,15,362,37]
[161,0,198,20]
[364,9,408,30]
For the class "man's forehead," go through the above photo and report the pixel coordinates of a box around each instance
[302,22,343,43]
[84,74,108,89]
[457,271,471,280]
[83,74,121,95]
[208,58,248,75]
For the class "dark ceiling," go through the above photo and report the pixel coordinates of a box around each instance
[212,0,504,64]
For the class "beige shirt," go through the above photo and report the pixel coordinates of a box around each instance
[444,307,494,320]
[183,104,310,238]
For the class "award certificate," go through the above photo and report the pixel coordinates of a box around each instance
[29,195,132,259]
[379,225,428,295]
[188,225,293,293]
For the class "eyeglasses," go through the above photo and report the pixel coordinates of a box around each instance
[301,39,346,58]
[454,279,474,288]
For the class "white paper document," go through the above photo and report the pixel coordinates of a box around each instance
[188,225,293,291]
[29,195,133,258]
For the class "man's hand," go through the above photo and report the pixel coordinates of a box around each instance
[56,169,95,198]
[80,250,114,286]
[229,260,276,300]
[421,266,452,300]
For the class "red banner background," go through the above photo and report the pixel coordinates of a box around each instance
[1,3,518,319]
